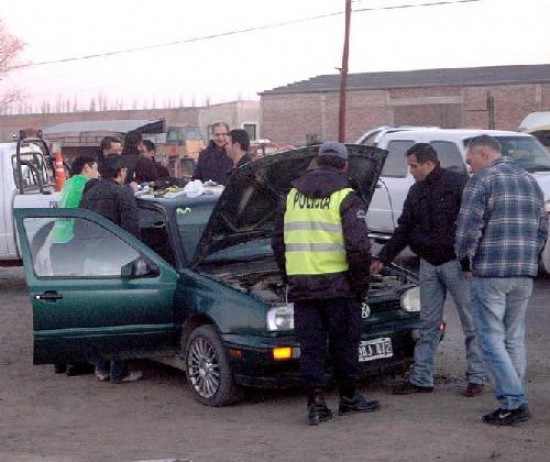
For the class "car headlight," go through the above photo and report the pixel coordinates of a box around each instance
[266,304,294,331]
[401,287,420,312]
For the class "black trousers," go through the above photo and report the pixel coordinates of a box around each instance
[294,297,361,396]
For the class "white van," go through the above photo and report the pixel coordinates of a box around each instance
[519,111,550,150]
[357,127,550,273]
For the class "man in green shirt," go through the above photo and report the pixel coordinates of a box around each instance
[51,155,99,256]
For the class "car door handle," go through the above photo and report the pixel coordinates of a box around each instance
[35,291,63,301]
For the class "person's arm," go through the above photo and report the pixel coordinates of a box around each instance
[192,153,204,181]
[536,184,549,253]
[341,192,371,296]
[271,196,288,282]
[455,180,485,268]
[119,189,141,239]
[375,187,417,265]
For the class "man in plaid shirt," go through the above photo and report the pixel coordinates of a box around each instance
[455,134,548,426]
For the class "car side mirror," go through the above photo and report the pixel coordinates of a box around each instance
[121,257,160,279]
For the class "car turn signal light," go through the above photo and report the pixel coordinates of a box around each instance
[272,347,292,361]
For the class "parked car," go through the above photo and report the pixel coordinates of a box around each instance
[357,127,550,273]
[249,139,295,160]
[519,111,550,151]
[15,145,421,407]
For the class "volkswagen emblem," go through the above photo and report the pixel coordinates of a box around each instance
[361,302,371,319]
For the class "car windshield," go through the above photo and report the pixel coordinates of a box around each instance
[465,136,550,172]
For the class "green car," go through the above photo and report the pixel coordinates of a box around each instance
[15,145,420,407]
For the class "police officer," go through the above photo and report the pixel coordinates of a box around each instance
[272,141,380,426]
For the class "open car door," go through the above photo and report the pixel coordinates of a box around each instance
[14,208,179,365]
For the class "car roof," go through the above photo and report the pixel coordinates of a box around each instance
[381,128,533,143]
[136,185,223,210]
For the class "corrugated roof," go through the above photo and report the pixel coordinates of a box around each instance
[42,119,165,136]
[261,64,550,95]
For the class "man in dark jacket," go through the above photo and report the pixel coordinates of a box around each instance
[272,141,379,426]
[370,143,485,396]
[80,155,140,239]
[134,140,170,183]
[193,121,233,185]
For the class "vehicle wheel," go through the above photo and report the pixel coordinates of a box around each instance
[185,325,242,407]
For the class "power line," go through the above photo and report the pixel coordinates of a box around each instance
[12,0,482,70]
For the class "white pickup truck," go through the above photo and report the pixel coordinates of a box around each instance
[357,127,550,273]
[0,132,61,265]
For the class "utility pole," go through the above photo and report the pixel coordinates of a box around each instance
[486,92,495,129]
[338,0,352,142]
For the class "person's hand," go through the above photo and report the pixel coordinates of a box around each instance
[370,260,384,275]
[129,181,139,192]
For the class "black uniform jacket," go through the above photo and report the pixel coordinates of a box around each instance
[271,166,372,302]
[377,164,467,266]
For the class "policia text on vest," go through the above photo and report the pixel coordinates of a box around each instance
[284,188,353,276]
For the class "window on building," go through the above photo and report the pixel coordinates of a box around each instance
[242,123,257,141]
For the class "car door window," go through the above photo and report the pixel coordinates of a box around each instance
[26,217,141,277]
[383,140,414,177]
[431,141,467,174]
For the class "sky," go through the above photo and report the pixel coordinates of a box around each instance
[1,0,549,111]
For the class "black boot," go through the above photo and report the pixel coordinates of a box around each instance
[54,362,67,374]
[307,389,333,426]
[338,393,380,415]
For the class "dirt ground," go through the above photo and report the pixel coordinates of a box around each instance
[1,266,550,462]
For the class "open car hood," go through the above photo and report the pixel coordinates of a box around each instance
[192,144,387,267]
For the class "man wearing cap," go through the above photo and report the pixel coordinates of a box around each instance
[272,141,379,426]
[370,143,486,397]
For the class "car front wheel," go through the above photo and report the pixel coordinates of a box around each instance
[185,325,242,406]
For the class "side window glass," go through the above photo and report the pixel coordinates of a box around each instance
[382,140,414,177]
[25,217,141,277]
[431,141,467,174]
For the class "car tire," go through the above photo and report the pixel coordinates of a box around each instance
[185,325,242,407]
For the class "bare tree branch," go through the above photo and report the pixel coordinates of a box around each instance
[0,19,26,113]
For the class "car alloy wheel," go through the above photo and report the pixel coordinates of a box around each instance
[185,325,241,406]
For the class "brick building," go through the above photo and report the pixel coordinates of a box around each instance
[0,101,260,144]
[3,64,550,149]
[259,64,550,145]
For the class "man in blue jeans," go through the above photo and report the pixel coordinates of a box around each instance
[456,135,547,425]
[371,143,486,397]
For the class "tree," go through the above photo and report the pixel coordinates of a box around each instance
[0,19,25,113]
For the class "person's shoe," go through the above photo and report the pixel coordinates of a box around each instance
[95,370,110,382]
[482,404,530,426]
[308,402,333,426]
[307,390,332,426]
[113,370,143,384]
[338,394,380,415]
[54,363,67,374]
[392,381,433,395]
[66,363,95,376]
[462,383,484,397]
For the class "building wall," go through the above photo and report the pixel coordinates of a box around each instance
[261,83,550,145]
[198,101,260,140]
[0,102,260,144]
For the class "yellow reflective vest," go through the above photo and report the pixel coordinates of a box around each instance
[284,187,353,275]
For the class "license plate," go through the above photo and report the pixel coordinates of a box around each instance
[358,337,393,362]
